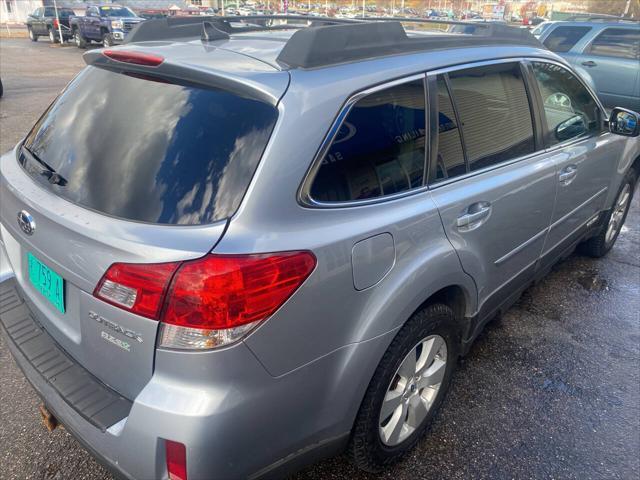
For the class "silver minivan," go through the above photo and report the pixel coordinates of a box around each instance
[1,17,639,480]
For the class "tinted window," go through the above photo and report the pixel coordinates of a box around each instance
[22,67,278,225]
[447,63,535,172]
[543,26,592,53]
[532,62,601,145]
[99,6,136,17]
[589,28,640,59]
[310,80,426,202]
[532,22,553,37]
[433,77,465,182]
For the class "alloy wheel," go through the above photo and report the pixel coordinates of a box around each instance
[606,183,631,244]
[379,334,447,446]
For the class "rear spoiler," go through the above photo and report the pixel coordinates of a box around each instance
[82,48,285,107]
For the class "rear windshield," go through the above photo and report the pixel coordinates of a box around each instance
[22,67,278,225]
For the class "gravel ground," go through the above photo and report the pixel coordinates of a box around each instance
[1,38,639,480]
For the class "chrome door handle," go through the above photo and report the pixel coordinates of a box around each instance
[457,202,492,228]
[581,61,597,67]
[559,165,578,183]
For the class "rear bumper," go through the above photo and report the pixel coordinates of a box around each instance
[0,272,394,479]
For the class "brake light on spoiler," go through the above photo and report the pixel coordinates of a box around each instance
[94,252,316,349]
[103,50,165,67]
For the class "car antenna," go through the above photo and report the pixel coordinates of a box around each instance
[202,21,230,42]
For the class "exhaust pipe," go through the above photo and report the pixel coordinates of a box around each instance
[39,404,60,432]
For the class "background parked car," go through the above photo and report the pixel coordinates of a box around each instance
[25,6,75,43]
[538,20,640,111]
[69,4,145,48]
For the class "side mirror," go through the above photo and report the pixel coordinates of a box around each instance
[556,114,587,142]
[609,108,640,137]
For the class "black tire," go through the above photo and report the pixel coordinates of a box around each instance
[102,32,113,48]
[350,303,458,472]
[28,27,38,42]
[74,29,87,49]
[48,27,57,43]
[581,169,637,258]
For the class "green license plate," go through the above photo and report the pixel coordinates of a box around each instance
[28,252,65,314]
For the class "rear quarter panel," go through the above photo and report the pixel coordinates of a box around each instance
[214,60,479,377]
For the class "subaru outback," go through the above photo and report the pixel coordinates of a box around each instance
[1,16,639,480]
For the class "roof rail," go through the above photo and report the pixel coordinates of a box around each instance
[276,20,542,69]
[123,15,543,69]
[564,16,639,23]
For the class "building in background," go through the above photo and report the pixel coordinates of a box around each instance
[1,0,43,24]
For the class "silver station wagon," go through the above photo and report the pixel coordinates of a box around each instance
[1,16,639,480]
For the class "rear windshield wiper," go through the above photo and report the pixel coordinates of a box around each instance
[21,146,68,186]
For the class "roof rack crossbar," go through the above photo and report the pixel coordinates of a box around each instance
[124,15,358,44]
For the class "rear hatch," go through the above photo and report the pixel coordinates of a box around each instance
[0,60,281,400]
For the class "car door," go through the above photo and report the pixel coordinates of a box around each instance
[573,27,640,111]
[85,7,100,40]
[528,60,619,267]
[427,61,557,325]
[42,7,54,34]
[32,8,44,34]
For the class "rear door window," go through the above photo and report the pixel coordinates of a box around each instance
[445,63,535,173]
[531,62,602,146]
[21,66,278,225]
[543,26,592,53]
[309,79,426,203]
[432,77,466,182]
[588,28,640,59]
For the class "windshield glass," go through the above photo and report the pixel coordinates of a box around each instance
[532,22,552,36]
[99,6,136,17]
[22,67,278,225]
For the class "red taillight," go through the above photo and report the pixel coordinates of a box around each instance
[94,251,316,349]
[166,440,187,480]
[94,262,180,319]
[53,18,59,28]
[103,49,164,67]
[163,252,316,330]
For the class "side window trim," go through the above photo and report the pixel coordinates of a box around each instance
[298,73,430,208]
[426,75,440,185]
[526,60,607,150]
[442,73,471,174]
[519,62,545,152]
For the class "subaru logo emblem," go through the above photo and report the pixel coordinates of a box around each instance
[17,210,36,236]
